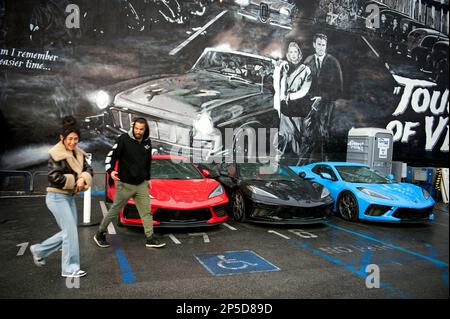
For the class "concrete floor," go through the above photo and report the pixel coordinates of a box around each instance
[0,197,447,300]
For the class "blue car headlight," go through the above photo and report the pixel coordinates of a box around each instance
[357,187,391,200]
[422,188,431,199]
[209,185,224,198]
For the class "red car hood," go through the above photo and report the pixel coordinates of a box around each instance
[150,179,222,204]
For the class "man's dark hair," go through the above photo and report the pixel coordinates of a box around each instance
[61,115,80,139]
[313,33,328,43]
[132,117,148,128]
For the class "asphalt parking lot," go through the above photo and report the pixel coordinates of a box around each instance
[0,197,448,299]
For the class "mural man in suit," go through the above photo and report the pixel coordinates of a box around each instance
[304,33,344,163]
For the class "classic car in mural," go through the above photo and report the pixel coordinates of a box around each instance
[83,47,277,162]
[235,0,297,30]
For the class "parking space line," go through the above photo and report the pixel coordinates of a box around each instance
[325,222,449,268]
[222,223,237,231]
[97,201,136,284]
[168,234,181,244]
[189,232,210,243]
[99,201,116,235]
[291,238,411,298]
[111,238,136,285]
[268,230,290,239]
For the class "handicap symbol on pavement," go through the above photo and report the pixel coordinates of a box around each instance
[216,254,259,270]
[195,250,280,276]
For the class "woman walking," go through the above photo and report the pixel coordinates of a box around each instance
[30,116,93,278]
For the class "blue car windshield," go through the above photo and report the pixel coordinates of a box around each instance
[238,163,298,182]
[151,159,203,180]
[336,166,395,184]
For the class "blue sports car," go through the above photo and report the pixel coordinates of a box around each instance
[289,162,435,223]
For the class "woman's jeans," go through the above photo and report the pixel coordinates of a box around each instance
[32,192,81,275]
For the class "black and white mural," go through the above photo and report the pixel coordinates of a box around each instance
[0,0,448,173]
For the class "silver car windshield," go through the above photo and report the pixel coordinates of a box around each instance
[192,50,274,85]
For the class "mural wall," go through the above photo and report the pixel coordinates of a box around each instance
[0,0,448,173]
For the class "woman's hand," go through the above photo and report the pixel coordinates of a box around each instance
[74,177,86,193]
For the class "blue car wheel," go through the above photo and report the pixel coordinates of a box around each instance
[338,191,359,222]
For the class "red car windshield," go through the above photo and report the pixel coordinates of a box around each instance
[151,159,203,180]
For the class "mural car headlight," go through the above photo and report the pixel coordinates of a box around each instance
[95,90,111,110]
[247,186,278,199]
[357,187,391,200]
[235,0,250,7]
[194,113,214,135]
[422,188,431,199]
[280,7,291,16]
[209,185,224,198]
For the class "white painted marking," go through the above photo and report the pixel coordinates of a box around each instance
[168,234,181,244]
[189,232,210,243]
[169,10,228,56]
[222,223,237,231]
[99,201,116,235]
[268,230,290,240]
[16,242,29,256]
[288,229,318,239]
[216,254,258,270]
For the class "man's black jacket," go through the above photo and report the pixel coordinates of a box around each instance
[106,128,152,185]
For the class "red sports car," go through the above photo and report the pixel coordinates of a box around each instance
[106,155,229,227]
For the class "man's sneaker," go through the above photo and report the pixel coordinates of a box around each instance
[62,269,87,278]
[30,244,46,267]
[145,235,166,248]
[93,231,110,248]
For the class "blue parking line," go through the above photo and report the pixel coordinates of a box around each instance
[111,238,136,285]
[291,239,411,299]
[424,243,449,287]
[325,222,449,268]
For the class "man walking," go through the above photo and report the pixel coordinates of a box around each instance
[94,117,165,248]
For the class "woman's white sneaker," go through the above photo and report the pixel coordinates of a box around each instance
[30,245,46,267]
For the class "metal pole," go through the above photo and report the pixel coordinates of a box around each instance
[83,153,92,224]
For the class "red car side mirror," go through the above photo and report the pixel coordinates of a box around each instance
[202,169,211,178]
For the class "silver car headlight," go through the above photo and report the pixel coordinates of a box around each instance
[235,0,250,7]
[280,7,291,16]
[357,187,391,200]
[193,113,214,135]
[209,185,224,198]
[247,186,278,199]
[95,90,111,110]
[422,188,431,199]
